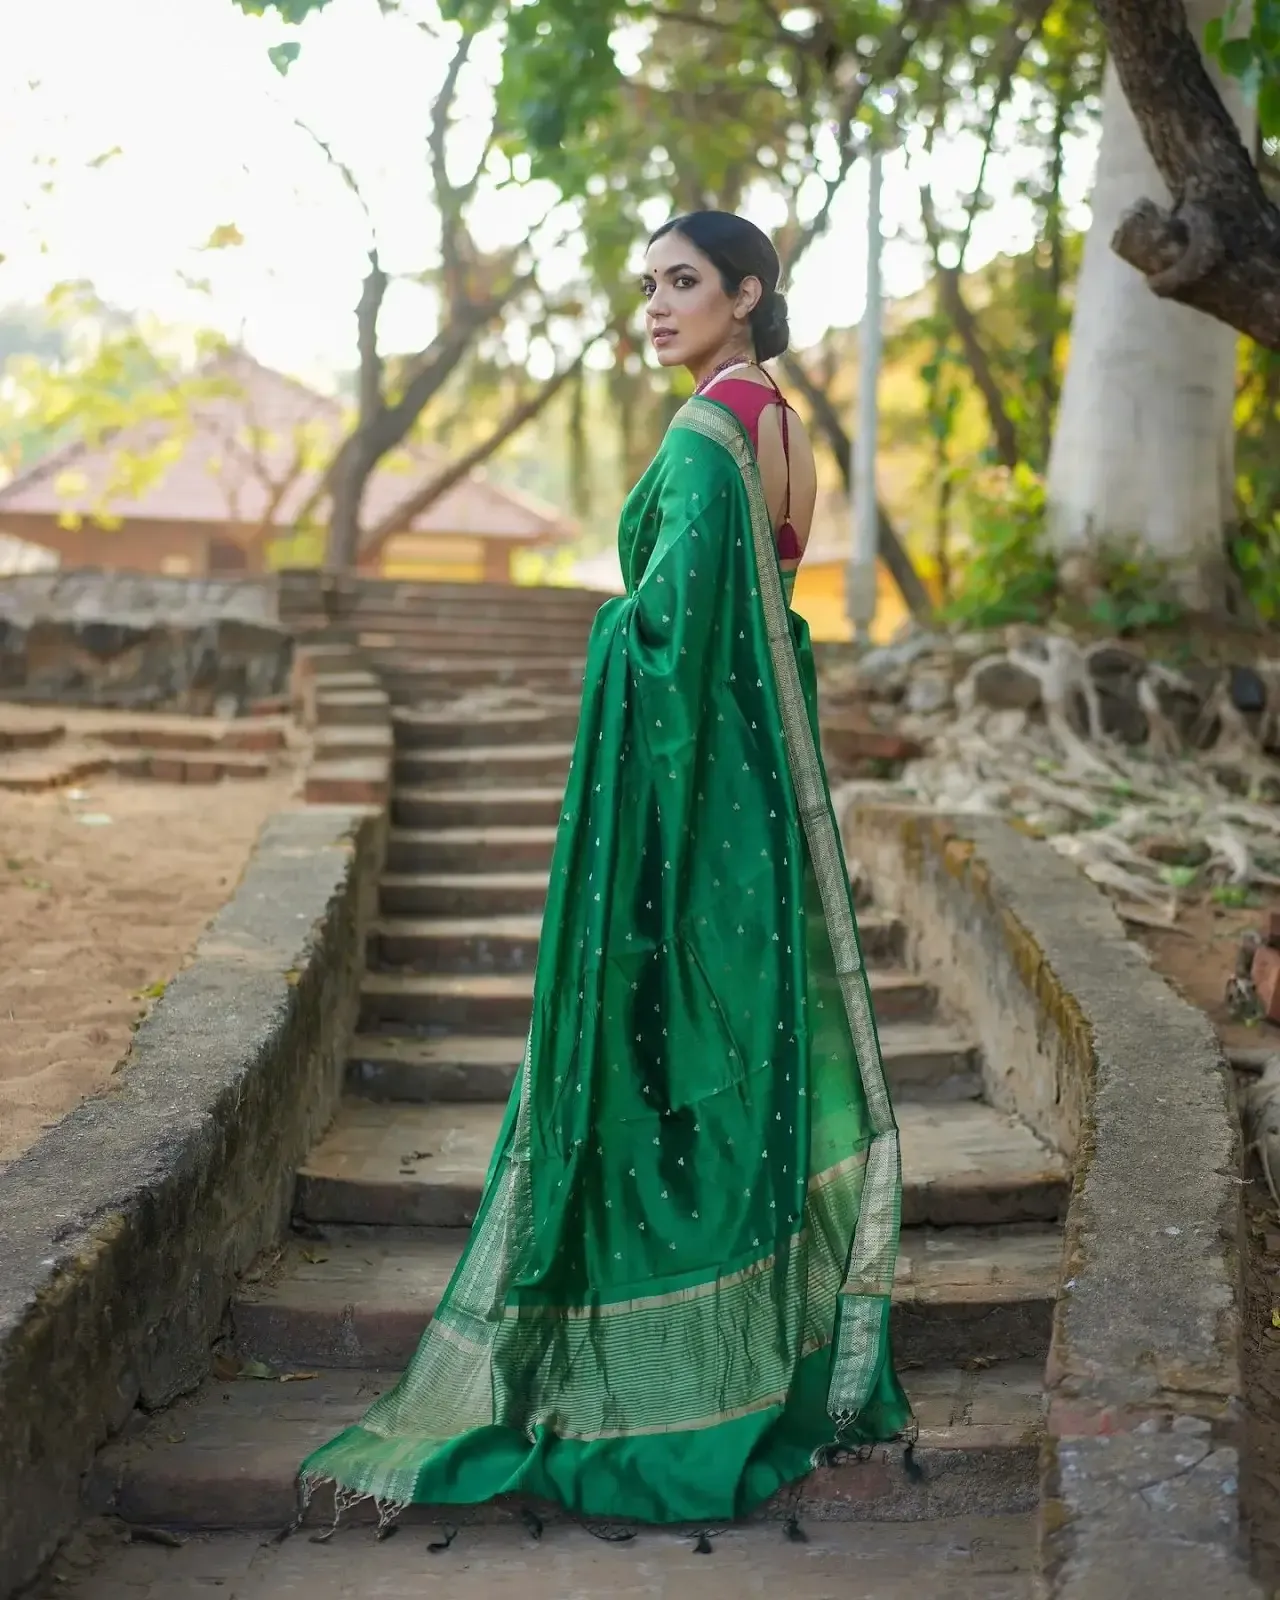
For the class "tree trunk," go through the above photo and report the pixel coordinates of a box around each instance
[1094,0,1280,348]
[1045,3,1255,612]
[326,438,376,571]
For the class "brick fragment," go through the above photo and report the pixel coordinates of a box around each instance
[1252,944,1280,1023]
[220,725,286,753]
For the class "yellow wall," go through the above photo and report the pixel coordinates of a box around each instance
[790,559,912,644]
[380,532,487,583]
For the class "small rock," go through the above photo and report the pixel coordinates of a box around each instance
[1230,665,1267,714]
[1141,835,1211,869]
[856,632,941,694]
[904,672,953,716]
[1147,673,1207,744]
[1096,682,1148,745]
[1239,929,1263,978]
[1086,643,1145,685]
[961,655,1043,712]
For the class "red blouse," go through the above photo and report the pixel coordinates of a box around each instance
[704,377,803,561]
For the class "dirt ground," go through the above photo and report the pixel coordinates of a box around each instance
[0,766,298,1170]
[1133,892,1280,1593]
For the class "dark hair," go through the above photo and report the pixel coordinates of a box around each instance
[648,210,790,362]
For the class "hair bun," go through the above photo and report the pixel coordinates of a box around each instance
[752,289,790,362]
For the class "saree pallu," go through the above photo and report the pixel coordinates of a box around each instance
[299,395,913,1524]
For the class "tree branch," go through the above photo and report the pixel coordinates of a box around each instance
[781,0,941,280]
[430,29,478,315]
[957,0,1053,268]
[1094,0,1280,348]
[919,184,1020,468]
[780,351,933,620]
[359,337,604,554]
[293,116,376,249]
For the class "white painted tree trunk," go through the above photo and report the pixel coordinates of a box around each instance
[1045,1,1255,611]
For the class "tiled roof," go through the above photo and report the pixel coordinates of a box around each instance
[0,349,571,545]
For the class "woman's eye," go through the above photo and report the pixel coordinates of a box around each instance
[675,276,696,290]
[640,282,655,298]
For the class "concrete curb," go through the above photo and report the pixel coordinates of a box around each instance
[846,805,1262,1600]
[0,803,385,1599]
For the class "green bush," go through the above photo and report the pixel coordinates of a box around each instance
[1230,517,1280,624]
[944,464,1058,629]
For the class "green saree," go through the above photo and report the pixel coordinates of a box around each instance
[299,395,913,1525]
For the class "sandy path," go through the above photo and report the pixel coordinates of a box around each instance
[0,771,298,1169]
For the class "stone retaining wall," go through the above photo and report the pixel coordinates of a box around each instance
[847,805,1261,1598]
[0,571,288,712]
[0,803,385,1599]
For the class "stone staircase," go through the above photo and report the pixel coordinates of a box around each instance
[92,582,1067,1541]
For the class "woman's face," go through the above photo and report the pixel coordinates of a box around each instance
[641,230,761,370]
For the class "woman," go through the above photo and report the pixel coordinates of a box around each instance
[300,211,914,1529]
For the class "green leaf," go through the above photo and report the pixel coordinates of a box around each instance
[268,41,302,75]
[232,0,331,18]
[1158,865,1200,888]
[1259,76,1280,139]
[1219,36,1255,77]
[201,222,245,250]
[1204,17,1225,54]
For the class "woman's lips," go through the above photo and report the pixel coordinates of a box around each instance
[651,327,677,346]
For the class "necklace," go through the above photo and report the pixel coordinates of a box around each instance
[693,356,756,396]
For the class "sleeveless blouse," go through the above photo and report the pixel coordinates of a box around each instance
[702,377,804,562]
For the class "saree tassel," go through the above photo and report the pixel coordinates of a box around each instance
[903,1440,924,1483]
[693,1530,714,1555]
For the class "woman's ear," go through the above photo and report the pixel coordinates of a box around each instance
[735,274,763,321]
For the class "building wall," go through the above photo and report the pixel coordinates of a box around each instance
[791,559,913,644]
[374,532,517,585]
[0,512,265,578]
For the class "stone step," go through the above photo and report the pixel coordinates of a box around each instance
[356,967,937,1035]
[314,690,389,728]
[379,870,550,918]
[366,909,906,975]
[390,785,565,831]
[233,1225,1058,1373]
[42,1516,1042,1595]
[376,657,586,692]
[93,1361,1043,1530]
[394,707,581,749]
[358,624,589,660]
[386,826,558,875]
[347,597,603,626]
[303,759,389,808]
[345,1018,981,1106]
[295,1100,1068,1231]
[369,913,543,974]
[394,742,574,788]
[311,723,394,764]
